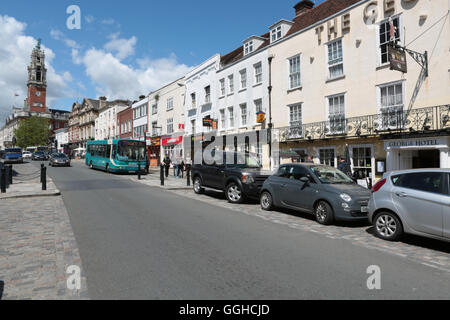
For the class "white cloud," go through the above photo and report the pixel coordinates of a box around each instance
[104,34,137,60]
[85,15,95,24]
[50,28,80,49]
[101,18,115,25]
[0,15,73,124]
[79,38,192,101]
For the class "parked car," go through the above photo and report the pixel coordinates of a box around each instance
[192,150,271,203]
[22,151,32,160]
[369,169,450,242]
[32,151,47,161]
[260,164,372,225]
[3,148,23,164]
[49,153,71,167]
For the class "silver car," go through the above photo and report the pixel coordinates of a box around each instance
[368,169,450,242]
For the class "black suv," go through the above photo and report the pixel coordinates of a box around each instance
[191,150,271,204]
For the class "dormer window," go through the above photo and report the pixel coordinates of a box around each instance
[269,20,293,44]
[244,41,254,55]
[271,26,282,42]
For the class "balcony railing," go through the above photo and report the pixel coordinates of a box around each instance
[279,105,450,142]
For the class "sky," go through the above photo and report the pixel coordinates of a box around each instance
[0,0,326,124]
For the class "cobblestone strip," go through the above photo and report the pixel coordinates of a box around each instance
[0,196,89,300]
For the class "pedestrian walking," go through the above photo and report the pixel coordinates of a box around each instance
[173,157,179,178]
[338,156,352,177]
[180,159,185,179]
[163,155,171,178]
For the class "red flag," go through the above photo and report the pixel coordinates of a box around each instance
[389,19,396,42]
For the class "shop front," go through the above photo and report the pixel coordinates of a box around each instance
[279,137,387,186]
[147,136,161,168]
[384,136,450,171]
[162,136,183,162]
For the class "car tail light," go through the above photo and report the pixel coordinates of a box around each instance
[371,178,387,193]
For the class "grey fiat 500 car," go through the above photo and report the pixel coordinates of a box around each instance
[260,164,371,225]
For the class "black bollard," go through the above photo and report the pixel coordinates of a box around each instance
[138,161,141,180]
[160,164,164,186]
[40,163,44,183]
[42,166,47,191]
[8,165,13,185]
[186,166,191,187]
[1,166,6,193]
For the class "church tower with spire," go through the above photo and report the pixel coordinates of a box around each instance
[27,39,47,113]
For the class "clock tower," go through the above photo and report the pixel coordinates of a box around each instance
[27,39,47,113]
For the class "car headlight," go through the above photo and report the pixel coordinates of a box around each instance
[340,193,352,202]
[241,174,255,184]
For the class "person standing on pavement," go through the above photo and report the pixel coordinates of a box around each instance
[172,156,179,178]
[163,154,171,178]
[338,156,352,177]
[180,158,185,179]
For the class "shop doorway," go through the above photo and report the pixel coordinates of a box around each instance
[413,150,440,169]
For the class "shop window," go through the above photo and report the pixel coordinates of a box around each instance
[352,147,373,179]
[319,148,335,167]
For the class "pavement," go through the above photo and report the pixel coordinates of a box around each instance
[0,161,88,300]
[43,161,450,299]
[0,161,60,200]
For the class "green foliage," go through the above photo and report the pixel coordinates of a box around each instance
[14,116,50,148]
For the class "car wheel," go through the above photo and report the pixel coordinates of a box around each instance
[193,177,204,194]
[260,191,274,211]
[226,182,244,204]
[374,212,403,241]
[49,162,52,167]
[315,201,334,225]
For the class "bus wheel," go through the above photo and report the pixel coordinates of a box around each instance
[89,161,93,169]
[106,164,110,173]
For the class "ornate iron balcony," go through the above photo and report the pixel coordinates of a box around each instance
[278,104,450,142]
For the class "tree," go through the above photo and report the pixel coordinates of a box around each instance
[14,116,50,148]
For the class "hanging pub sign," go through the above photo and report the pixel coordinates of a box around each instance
[256,111,266,124]
[388,44,407,73]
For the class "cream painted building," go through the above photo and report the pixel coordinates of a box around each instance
[148,78,186,164]
[268,0,450,182]
[95,100,130,140]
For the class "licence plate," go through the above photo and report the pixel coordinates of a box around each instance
[361,206,369,213]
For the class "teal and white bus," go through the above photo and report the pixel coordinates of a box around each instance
[86,139,148,173]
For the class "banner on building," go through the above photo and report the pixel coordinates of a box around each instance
[162,136,183,146]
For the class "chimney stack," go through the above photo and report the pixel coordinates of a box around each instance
[294,0,315,17]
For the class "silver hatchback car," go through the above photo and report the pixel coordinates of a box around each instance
[368,169,450,242]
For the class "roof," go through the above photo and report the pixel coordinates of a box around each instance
[220,0,361,68]
[220,32,270,67]
[285,0,361,37]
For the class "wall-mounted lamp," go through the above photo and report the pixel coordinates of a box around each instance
[356,39,362,47]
